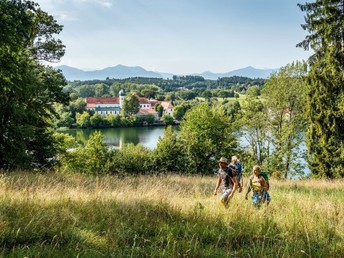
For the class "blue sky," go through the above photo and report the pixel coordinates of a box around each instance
[36,0,310,74]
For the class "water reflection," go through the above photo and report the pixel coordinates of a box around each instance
[61,127,168,149]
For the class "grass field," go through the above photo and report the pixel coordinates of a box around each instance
[0,172,343,257]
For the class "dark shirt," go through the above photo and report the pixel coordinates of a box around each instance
[217,167,234,189]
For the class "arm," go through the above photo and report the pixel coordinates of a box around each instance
[213,176,222,195]
[261,177,268,191]
[227,177,237,199]
[245,179,252,200]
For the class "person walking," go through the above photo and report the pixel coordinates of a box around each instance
[228,156,243,193]
[213,157,238,207]
[245,165,271,207]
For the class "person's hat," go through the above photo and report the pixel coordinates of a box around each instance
[218,157,228,164]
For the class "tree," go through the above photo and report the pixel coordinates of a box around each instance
[122,94,140,116]
[154,126,183,172]
[69,98,86,119]
[246,86,260,97]
[263,62,308,178]
[239,96,270,168]
[60,131,108,174]
[76,111,90,128]
[0,1,69,169]
[90,113,106,128]
[162,114,174,125]
[154,103,163,118]
[179,103,237,174]
[172,105,186,121]
[298,1,344,178]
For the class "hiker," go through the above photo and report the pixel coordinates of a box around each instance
[213,157,238,207]
[245,165,271,207]
[228,155,243,192]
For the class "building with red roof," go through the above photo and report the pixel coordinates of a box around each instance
[85,89,174,119]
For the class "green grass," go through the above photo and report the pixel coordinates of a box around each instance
[0,172,343,257]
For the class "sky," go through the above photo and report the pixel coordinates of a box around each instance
[35,0,311,74]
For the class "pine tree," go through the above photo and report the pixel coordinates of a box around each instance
[297,0,344,178]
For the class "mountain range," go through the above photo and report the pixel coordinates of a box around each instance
[54,64,277,81]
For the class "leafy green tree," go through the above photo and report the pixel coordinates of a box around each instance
[263,62,308,178]
[136,115,155,125]
[69,98,86,119]
[154,126,184,172]
[90,113,107,128]
[162,114,174,125]
[60,131,108,174]
[179,103,237,174]
[0,0,69,169]
[297,1,344,178]
[172,105,186,121]
[239,96,270,168]
[76,111,90,128]
[95,83,110,97]
[77,85,96,98]
[201,90,213,99]
[107,144,153,175]
[246,86,260,97]
[56,112,74,128]
[122,94,140,116]
[154,103,163,118]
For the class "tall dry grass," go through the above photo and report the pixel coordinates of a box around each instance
[0,172,343,257]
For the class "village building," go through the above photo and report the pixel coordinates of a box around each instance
[86,90,174,120]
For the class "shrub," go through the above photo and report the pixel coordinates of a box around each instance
[60,131,108,174]
[107,144,153,175]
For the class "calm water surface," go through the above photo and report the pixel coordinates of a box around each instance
[61,126,171,149]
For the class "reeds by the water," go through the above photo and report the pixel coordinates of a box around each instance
[0,172,343,257]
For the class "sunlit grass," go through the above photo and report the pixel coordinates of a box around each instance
[0,172,343,257]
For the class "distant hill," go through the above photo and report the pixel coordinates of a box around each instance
[55,65,277,81]
[195,66,278,80]
[55,65,163,81]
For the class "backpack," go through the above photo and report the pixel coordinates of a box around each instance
[259,171,270,189]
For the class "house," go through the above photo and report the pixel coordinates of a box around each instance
[86,90,174,119]
[160,101,174,116]
[86,97,121,115]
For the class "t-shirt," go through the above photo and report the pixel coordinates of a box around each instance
[229,162,242,176]
[250,175,264,192]
[217,167,234,189]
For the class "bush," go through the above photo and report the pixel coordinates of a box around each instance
[154,126,184,172]
[60,131,108,174]
[106,144,153,175]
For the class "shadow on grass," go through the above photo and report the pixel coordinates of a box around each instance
[0,198,342,257]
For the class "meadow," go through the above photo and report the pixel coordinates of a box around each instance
[0,172,343,257]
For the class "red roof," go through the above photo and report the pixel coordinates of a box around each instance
[86,97,119,104]
[160,101,174,109]
[149,99,159,106]
[138,97,151,104]
[138,108,157,115]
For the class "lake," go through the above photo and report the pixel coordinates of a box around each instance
[60,126,171,149]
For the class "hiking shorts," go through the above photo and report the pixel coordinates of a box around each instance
[265,191,271,202]
[252,191,271,204]
[221,187,233,202]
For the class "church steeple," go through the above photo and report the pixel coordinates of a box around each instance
[119,89,125,108]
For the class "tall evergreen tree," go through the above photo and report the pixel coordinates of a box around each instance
[298,0,344,178]
[0,1,69,169]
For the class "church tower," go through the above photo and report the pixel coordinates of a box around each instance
[119,89,125,108]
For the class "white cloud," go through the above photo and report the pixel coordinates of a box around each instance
[97,0,113,7]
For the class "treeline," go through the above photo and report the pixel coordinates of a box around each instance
[66,75,265,96]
